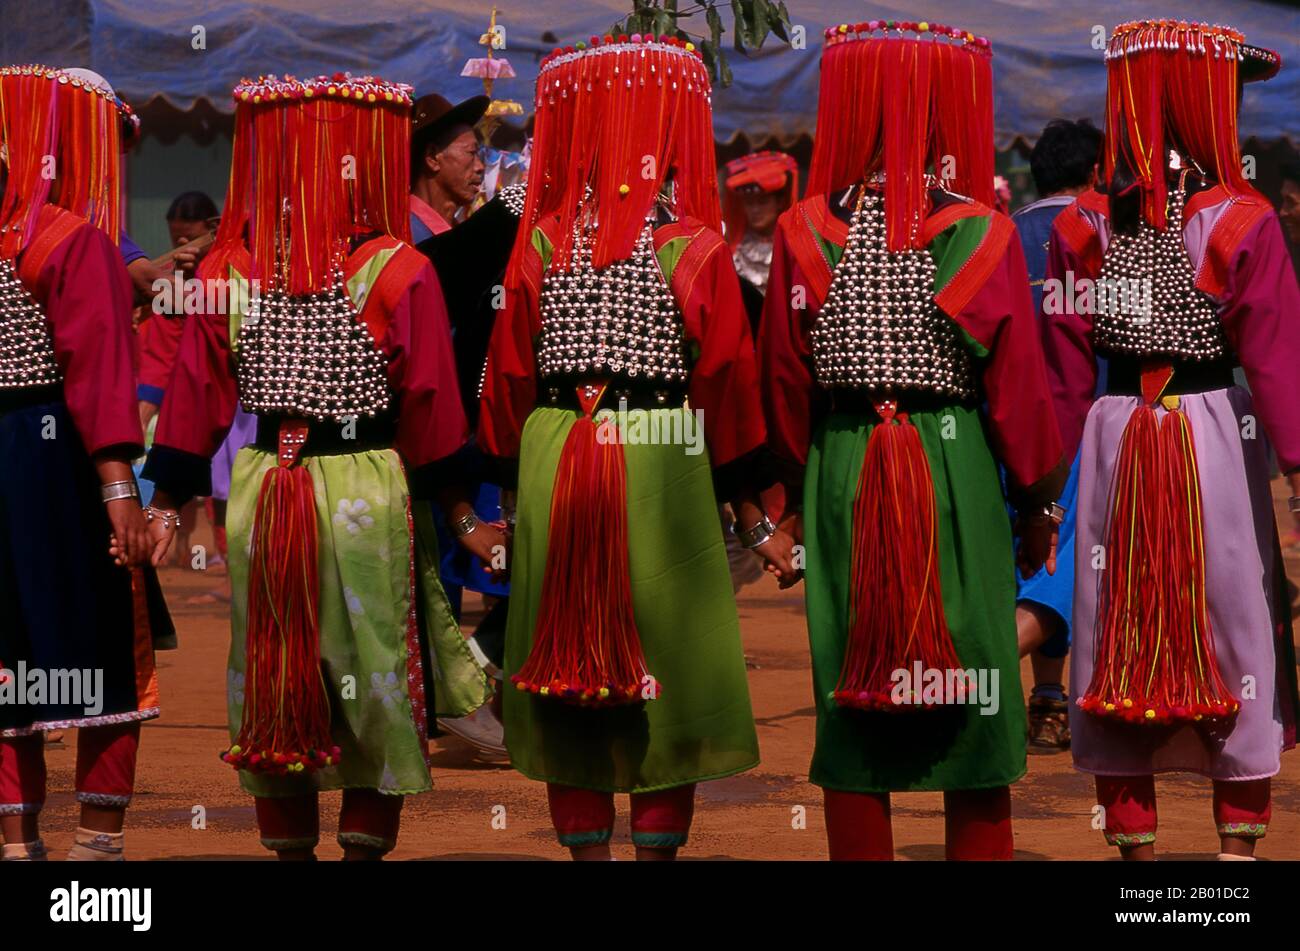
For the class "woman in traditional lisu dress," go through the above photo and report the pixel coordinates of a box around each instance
[143,73,494,859]
[760,21,1068,860]
[1041,20,1299,860]
[479,35,797,860]
[0,65,174,861]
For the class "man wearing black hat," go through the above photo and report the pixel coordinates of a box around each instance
[410,91,529,759]
[410,93,489,242]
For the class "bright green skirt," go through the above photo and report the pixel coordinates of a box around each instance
[226,446,490,799]
[503,406,760,793]
[804,406,1025,793]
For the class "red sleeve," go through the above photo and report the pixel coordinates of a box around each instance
[149,273,239,477]
[961,236,1064,499]
[1040,222,1100,462]
[36,223,143,455]
[138,313,186,400]
[678,233,765,468]
[385,261,471,469]
[478,243,541,461]
[1219,213,1300,473]
[758,222,819,481]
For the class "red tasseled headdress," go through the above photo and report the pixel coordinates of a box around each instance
[0,64,133,259]
[1103,20,1278,232]
[806,21,995,251]
[208,73,414,294]
[506,35,720,288]
[722,150,798,250]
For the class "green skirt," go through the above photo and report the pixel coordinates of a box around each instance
[804,406,1025,793]
[503,406,760,793]
[226,446,491,799]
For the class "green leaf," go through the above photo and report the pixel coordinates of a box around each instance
[752,0,769,49]
[770,1,791,42]
[706,4,723,49]
[730,0,749,52]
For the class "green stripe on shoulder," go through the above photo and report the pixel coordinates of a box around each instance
[531,227,554,272]
[655,235,691,284]
[928,214,990,295]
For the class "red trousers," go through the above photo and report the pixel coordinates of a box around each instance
[254,790,404,854]
[0,722,141,815]
[1095,775,1271,847]
[547,782,696,850]
[824,786,1014,860]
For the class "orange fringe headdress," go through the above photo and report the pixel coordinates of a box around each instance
[506,34,720,289]
[722,150,798,250]
[0,64,136,260]
[207,73,413,295]
[806,20,995,251]
[1103,19,1278,231]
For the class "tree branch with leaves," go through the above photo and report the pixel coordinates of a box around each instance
[611,0,794,87]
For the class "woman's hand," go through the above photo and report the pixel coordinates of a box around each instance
[106,498,151,568]
[1016,513,1059,579]
[456,519,510,583]
[753,527,802,589]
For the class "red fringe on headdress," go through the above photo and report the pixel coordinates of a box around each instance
[1079,373,1239,725]
[212,75,413,295]
[221,450,338,775]
[0,66,123,258]
[834,401,964,711]
[1104,21,1266,231]
[506,37,720,289]
[511,386,652,707]
[806,24,995,251]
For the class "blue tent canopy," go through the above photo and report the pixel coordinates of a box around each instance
[3,0,1296,145]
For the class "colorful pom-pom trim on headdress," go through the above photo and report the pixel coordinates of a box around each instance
[822,20,992,53]
[232,72,414,106]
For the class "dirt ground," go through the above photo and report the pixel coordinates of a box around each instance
[27,480,1300,861]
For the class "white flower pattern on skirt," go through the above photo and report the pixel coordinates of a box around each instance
[370,671,403,709]
[333,498,375,535]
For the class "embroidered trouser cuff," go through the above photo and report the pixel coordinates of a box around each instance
[0,722,141,815]
[1095,776,1271,846]
[546,782,697,850]
[254,789,404,853]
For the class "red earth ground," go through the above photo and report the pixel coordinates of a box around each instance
[27,480,1300,860]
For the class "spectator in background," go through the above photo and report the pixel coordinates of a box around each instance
[409,93,488,242]
[1279,160,1300,246]
[1011,118,1104,751]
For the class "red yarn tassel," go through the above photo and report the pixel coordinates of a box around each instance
[511,384,654,707]
[834,400,964,711]
[222,423,338,774]
[1079,396,1238,725]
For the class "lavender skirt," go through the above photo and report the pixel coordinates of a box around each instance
[1070,386,1297,780]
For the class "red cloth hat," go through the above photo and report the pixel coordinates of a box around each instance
[722,150,798,249]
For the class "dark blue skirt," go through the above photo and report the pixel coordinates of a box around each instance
[0,398,173,736]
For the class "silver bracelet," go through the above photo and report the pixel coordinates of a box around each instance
[144,506,181,531]
[452,511,480,538]
[736,515,777,551]
[100,480,140,504]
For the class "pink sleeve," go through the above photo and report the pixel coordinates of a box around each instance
[1220,212,1300,473]
[1040,224,1099,461]
[385,261,470,470]
[679,236,766,469]
[758,224,820,482]
[39,224,143,455]
[152,298,238,461]
[961,237,1065,501]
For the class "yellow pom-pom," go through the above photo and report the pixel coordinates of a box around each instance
[918,21,929,31]
[368,93,376,102]
[539,686,549,696]
[685,42,695,52]
[229,745,242,756]
[838,24,848,33]
[1144,709,1156,720]
[1104,703,1115,712]
[598,687,610,698]
[619,184,630,196]
[1122,698,1133,709]
[304,88,314,98]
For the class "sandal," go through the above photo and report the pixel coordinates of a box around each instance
[1028,694,1071,750]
